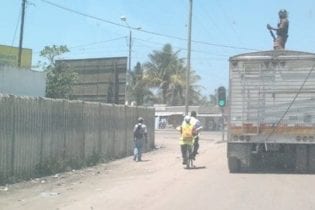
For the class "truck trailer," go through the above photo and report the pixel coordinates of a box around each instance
[227,50,315,172]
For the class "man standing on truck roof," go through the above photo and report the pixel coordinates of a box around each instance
[267,9,289,50]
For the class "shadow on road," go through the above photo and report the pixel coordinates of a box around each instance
[137,159,151,162]
[234,168,315,175]
[185,166,207,170]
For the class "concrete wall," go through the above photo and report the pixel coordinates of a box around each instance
[0,66,46,97]
[56,57,127,104]
[0,94,155,184]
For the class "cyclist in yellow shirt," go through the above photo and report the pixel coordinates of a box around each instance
[178,116,196,165]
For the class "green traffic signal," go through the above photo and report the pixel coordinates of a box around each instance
[218,86,226,107]
[219,100,225,107]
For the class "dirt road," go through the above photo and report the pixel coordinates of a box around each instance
[1,130,315,210]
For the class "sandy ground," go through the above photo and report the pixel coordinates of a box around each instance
[1,130,315,210]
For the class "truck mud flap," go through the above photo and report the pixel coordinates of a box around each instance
[296,145,315,172]
[228,157,241,173]
[227,143,252,172]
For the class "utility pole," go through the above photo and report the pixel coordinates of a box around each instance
[18,0,26,68]
[221,108,225,141]
[126,29,132,104]
[120,16,141,105]
[128,30,132,78]
[185,0,193,115]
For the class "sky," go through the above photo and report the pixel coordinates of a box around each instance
[1,0,315,96]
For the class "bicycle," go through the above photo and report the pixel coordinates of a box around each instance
[185,144,194,169]
[184,133,201,169]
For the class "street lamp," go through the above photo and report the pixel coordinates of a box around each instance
[120,16,141,105]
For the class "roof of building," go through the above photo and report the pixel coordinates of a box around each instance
[154,104,221,117]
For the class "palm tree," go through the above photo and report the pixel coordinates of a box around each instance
[143,43,205,106]
[187,69,203,105]
[168,66,202,106]
[168,71,185,105]
[143,44,182,104]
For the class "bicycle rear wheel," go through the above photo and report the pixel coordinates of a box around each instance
[185,145,194,169]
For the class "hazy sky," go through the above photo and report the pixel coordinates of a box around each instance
[1,0,315,95]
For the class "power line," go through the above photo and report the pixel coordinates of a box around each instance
[192,40,258,51]
[40,0,260,51]
[134,37,230,57]
[69,36,126,49]
[196,3,231,45]
[264,65,315,145]
[40,0,129,28]
[215,0,244,45]
[32,36,127,54]
[11,7,21,46]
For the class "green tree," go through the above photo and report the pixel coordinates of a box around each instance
[45,63,78,99]
[168,66,203,106]
[198,88,219,107]
[40,45,69,67]
[143,43,202,105]
[40,45,77,99]
[209,93,218,105]
[128,62,154,105]
[168,66,185,105]
[144,44,184,104]
[186,70,203,105]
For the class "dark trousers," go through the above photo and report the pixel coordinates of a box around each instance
[134,139,143,161]
[180,144,193,160]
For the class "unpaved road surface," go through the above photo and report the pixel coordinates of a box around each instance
[1,130,315,210]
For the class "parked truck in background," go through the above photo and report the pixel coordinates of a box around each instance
[227,50,315,172]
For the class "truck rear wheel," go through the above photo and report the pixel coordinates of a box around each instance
[228,157,241,173]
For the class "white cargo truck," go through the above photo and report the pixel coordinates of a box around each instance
[227,50,315,172]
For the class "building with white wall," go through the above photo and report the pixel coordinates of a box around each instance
[0,66,46,97]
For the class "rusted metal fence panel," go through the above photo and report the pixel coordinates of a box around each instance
[83,101,100,161]
[13,97,42,180]
[0,94,154,184]
[0,95,13,181]
[99,104,115,159]
[64,100,84,164]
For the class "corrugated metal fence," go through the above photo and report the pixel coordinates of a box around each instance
[0,94,154,184]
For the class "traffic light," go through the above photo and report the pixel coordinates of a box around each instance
[218,86,226,107]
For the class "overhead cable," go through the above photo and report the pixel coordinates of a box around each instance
[40,0,260,51]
